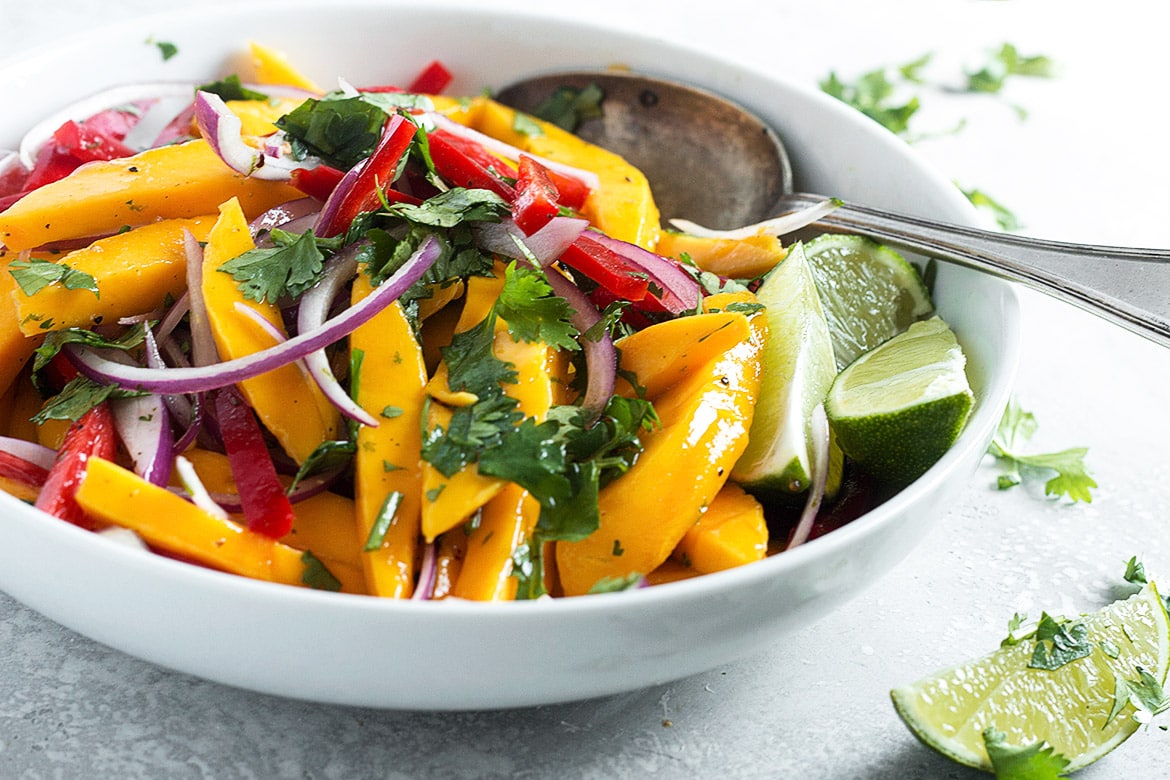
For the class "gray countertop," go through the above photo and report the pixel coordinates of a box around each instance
[2,1,1169,777]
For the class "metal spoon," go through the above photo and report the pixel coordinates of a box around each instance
[497,70,1170,348]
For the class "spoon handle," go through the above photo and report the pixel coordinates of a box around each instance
[784,193,1170,348]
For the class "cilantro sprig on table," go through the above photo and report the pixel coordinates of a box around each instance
[987,399,1096,503]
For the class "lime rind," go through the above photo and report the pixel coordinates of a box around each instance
[804,233,934,370]
[891,582,1170,773]
[731,241,838,496]
[825,317,973,486]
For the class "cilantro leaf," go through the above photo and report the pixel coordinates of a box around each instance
[1124,556,1149,587]
[1000,611,1030,647]
[987,399,1096,503]
[386,187,508,228]
[982,727,1070,780]
[197,74,268,102]
[363,491,403,552]
[959,185,1023,232]
[152,40,179,61]
[32,324,149,373]
[588,573,648,594]
[820,66,921,137]
[300,550,342,592]
[276,95,388,169]
[9,258,99,298]
[495,262,579,351]
[218,228,325,304]
[1027,613,1091,671]
[526,83,605,133]
[33,376,145,424]
[287,439,355,495]
[966,43,1056,94]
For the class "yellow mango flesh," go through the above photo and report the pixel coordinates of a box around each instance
[453,483,540,601]
[226,97,309,137]
[77,457,306,586]
[201,198,339,464]
[0,140,303,252]
[0,265,41,395]
[675,482,768,573]
[656,231,788,280]
[556,310,766,596]
[13,216,216,335]
[246,41,322,92]
[444,97,660,250]
[351,280,427,599]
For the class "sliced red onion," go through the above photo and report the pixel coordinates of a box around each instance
[249,197,322,239]
[201,464,346,514]
[183,230,219,367]
[425,112,600,193]
[173,454,230,521]
[314,157,367,235]
[668,198,842,241]
[153,291,189,346]
[543,269,616,417]
[296,251,377,427]
[110,392,174,487]
[67,235,441,394]
[0,436,56,471]
[787,403,830,550]
[472,216,588,266]
[412,541,438,601]
[193,90,315,181]
[588,232,701,314]
[171,393,204,456]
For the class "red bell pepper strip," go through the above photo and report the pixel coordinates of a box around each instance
[214,387,295,538]
[0,451,50,497]
[426,128,517,201]
[22,118,139,191]
[512,155,561,236]
[408,60,454,95]
[558,234,651,302]
[34,402,118,529]
[316,113,421,237]
[289,164,345,202]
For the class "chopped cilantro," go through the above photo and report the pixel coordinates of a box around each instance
[218,228,325,304]
[966,43,1056,95]
[982,727,1070,780]
[32,323,149,373]
[381,405,403,419]
[1108,666,1170,727]
[987,399,1096,503]
[9,258,99,298]
[588,573,646,594]
[363,491,403,551]
[287,439,355,495]
[387,187,508,229]
[495,262,579,351]
[148,38,179,61]
[32,376,145,424]
[1000,611,1030,647]
[511,112,544,137]
[1027,613,1091,671]
[276,95,389,169]
[819,65,922,138]
[197,74,269,102]
[526,83,605,133]
[960,185,1023,232]
[300,550,342,591]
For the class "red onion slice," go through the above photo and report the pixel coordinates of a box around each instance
[786,403,830,550]
[249,198,322,239]
[669,198,842,241]
[472,216,588,267]
[0,436,56,471]
[412,541,438,601]
[587,232,701,314]
[543,269,616,417]
[173,454,230,521]
[111,392,174,487]
[295,251,377,427]
[183,230,219,367]
[193,91,314,181]
[67,235,441,395]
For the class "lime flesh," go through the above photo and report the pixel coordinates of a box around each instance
[891,583,1170,773]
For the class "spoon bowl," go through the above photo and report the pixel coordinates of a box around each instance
[499,69,1170,349]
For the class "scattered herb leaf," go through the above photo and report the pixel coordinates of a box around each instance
[9,258,99,298]
[982,727,1070,780]
[987,399,1096,503]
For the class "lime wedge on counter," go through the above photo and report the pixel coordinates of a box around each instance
[731,241,839,497]
[804,233,933,370]
[891,583,1170,774]
[825,316,972,487]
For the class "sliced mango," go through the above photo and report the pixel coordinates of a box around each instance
[247,41,322,92]
[555,309,767,596]
[0,140,303,252]
[76,457,307,586]
[0,260,42,394]
[201,198,339,464]
[13,216,216,335]
[675,482,768,574]
[226,96,310,137]
[656,231,788,280]
[351,278,427,599]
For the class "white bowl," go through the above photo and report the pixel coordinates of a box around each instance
[0,0,1019,709]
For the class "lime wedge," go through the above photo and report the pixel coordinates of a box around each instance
[804,233,933,370]
[825,316,972,487]
[731,241,838,496]
[892,583,1170,774]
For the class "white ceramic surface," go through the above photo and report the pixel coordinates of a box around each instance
[0,0,1018,709]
